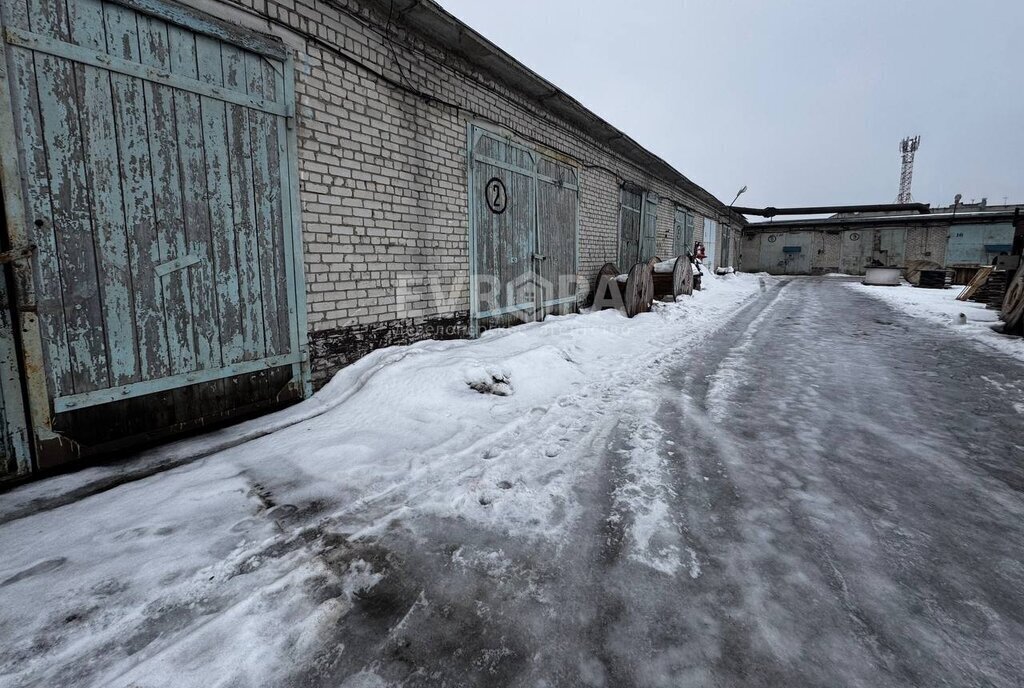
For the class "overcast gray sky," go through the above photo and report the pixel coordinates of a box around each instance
[437,0,1024,210]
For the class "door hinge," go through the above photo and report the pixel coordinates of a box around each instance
[0,244,35,265]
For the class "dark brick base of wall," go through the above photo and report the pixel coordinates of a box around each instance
[309,312,471,388]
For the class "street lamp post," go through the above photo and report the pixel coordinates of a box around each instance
[730,185,748,208]
[722,186,747,270]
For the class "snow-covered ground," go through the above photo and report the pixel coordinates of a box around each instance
[850,280,1024,363]
[0,271,770,688]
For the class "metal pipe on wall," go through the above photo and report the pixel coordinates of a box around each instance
[734,203,931,218]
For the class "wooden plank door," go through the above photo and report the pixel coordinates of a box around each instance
[536,155,578,318]
[0,0,306,430]
[672,208,689,257]
[469,127,538,331]
[639,192,658,262]
[618,187,642,268]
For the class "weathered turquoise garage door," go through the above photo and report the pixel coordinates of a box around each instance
[673,207,695,257]
[469,125,579,333]
[946,223,1014,265]
[0,0,306,474]
[618,186,657,268]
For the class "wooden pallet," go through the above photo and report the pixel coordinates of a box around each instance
[956,266,993,301]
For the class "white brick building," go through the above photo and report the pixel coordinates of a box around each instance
[258,0,743,383]
[0,0,742,474]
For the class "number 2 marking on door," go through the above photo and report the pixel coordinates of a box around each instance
[485,177,508,214]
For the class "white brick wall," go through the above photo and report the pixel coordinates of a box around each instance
[214,0,729,383]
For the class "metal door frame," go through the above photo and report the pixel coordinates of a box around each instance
[0,0,309,473]
[467,122,579,335]
[0,6,46,476]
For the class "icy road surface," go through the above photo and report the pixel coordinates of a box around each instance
[2,275,1024,687]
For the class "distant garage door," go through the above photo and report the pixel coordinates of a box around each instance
[840,228,907,274]
[946,223,1014,265]
[759,232,812,274]
[0,0,307,473]
[618,186,657,269]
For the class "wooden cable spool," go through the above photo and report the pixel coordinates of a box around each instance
[651,259,674,300]
[675,257,693,297]
[650,256,695,300]
[624,260,654,317]
[1001,267,1024,334]
[593,263,622,311]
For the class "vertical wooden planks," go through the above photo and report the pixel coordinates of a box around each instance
[536,157,578,312]
[639,193,658,263]
[4,0,73,397]
[69,0,139,385]
[221,44,264,361]
[167,25,220,370]
[272,55,302,362]
[509,166,535,314]
[1,0,305,421]
[138,14,196,375]
[245,52,283,356]
[196,34,244,365]
[29,0,109,393]
[104,1,170,381]
[618,188,642,268]
[265,58,293,355]
[672,208,686,257]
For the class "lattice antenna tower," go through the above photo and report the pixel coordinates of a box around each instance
[896,135,921,203]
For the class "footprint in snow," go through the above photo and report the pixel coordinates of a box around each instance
[1,558,68,587]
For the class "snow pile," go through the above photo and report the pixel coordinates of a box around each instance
[849,281,1024,363]
[0,270,769,687]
